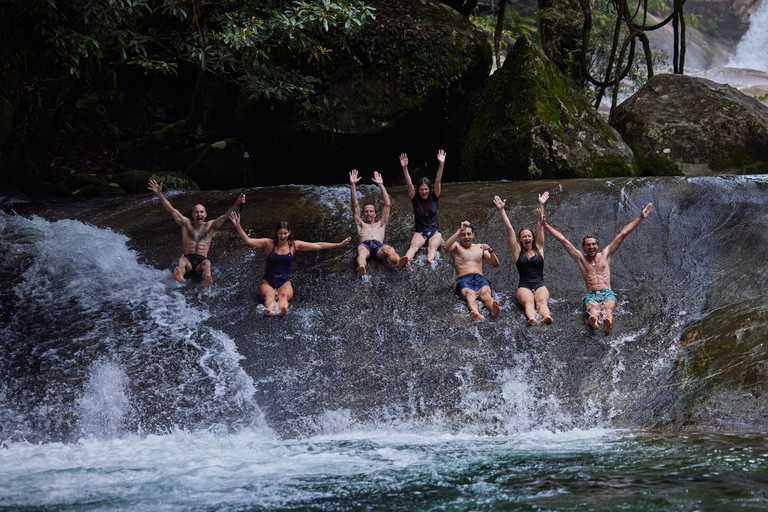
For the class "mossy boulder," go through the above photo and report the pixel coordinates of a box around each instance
[611,73,768,176]
[183,139,248,190]
[148,171,200,192]
[66,174,127,198]
[452,35,637,181]
[235,0,491,184]
[111,169,152,195]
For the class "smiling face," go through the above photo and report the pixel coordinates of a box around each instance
[191,204,207,225]
[459,227,475,248]
[519,229,534,249]
[418,183,430,200]
[582,237,599,257]
[276,228,291,244]
[362,204,376,223]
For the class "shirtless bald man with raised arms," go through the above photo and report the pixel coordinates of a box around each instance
[148,179,245,287]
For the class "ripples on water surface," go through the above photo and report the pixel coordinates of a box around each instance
[1,429,767,510]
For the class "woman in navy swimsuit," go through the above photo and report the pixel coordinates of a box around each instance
[397,149,446,267]
[493,192,552,325]
[230,213,351,316]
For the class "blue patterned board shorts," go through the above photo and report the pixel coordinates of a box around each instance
[583,288,617,307]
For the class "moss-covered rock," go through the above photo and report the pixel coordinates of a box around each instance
[611,73,768,176]
[184,139,248,190]
[111,169,152,194]
[66,173,127,198]
[148,171,200,191]
[454,35,636,181]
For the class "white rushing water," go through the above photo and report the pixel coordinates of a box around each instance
[728,0,768,72]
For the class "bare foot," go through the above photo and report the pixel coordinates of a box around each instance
[491,300,500,319]
[278,307,288,317]
[357,265,367,275]
[396,256,409,268]
[588,315,599,330]
[425,259,433,266]
[201,275,212,288]
[542,315,553,324]
[470,310,484,321]
[603,317,612,334]
[264,308,275,317]
[528,317,539,325]
[172,267,185,284]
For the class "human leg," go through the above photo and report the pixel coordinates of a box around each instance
[517,287,538,325]
[196,259,213,288]
[425,232,443,265]
[260,280,277,316]
[460,288,483,320]
[478,286,500,319]
[534,286,552,323]
[585,301,600,329]
[602,299,616,334]
[378,245,401,266]
[356,245,370,275]
[401,232,426,267]
[276,281,294,317]
[174,255,191,284]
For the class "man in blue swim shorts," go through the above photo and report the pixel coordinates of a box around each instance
[349,169,403,275]
[537,203,653,334]
[444,221,500,320]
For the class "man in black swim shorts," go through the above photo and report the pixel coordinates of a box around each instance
[148,179,244,288]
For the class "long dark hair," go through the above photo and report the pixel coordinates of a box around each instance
[518,228,543,262]
[271,220,295,252]
[414,177,435,217]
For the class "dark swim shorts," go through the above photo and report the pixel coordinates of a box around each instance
[184,253,209,272]
[455,273,492,295]
[418,229,441,242]
[358,239,385,260]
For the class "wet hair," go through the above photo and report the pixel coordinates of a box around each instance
[272,220,295,247]
[582,235,599,246]
[518,228,543,261]
[414,177,435,217]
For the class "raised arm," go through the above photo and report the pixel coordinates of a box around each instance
[294,237,352,251]
[603,203,653,258]
[400,153,415,199]
[210,193,246,230]
[443,221,469,254]
[434,149,445,197]
[372,171,391,225]
[493,195,520,258]
[479,243,500,267]
[148,179,186,226]
[349,169,363,227]
[536,208,583,263]
[228,212,273,250]
[536,191,549,251]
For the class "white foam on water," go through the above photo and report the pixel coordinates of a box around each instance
[728,0,768,72]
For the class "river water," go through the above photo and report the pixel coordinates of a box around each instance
[2,176,767,509]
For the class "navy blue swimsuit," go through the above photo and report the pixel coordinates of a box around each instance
[263,250,293,289]
[412,192,440,240]
[515,252,545,292]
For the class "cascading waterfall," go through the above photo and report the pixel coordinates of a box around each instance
[727,0,768,72]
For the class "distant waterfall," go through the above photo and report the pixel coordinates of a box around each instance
[728,0,768,72]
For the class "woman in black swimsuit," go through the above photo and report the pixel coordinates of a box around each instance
[493,192,552,325]
[230,213,350,316]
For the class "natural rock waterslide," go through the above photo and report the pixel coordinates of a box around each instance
[2,175,766,442]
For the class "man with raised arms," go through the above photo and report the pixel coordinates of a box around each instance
[536,203,653,333]
[148,179,245,287]
[349,169,402,275]
[444,221,501,320]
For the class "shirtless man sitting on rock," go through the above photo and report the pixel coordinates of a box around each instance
[444,221,501,320]
[536,203,652,333]
[148,179,245,287]
[348,169,402,275]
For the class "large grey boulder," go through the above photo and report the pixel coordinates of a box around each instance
[452,35,637,181]
[611,73,768,176]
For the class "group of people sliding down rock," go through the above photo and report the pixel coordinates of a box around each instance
[148,150,652,333]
